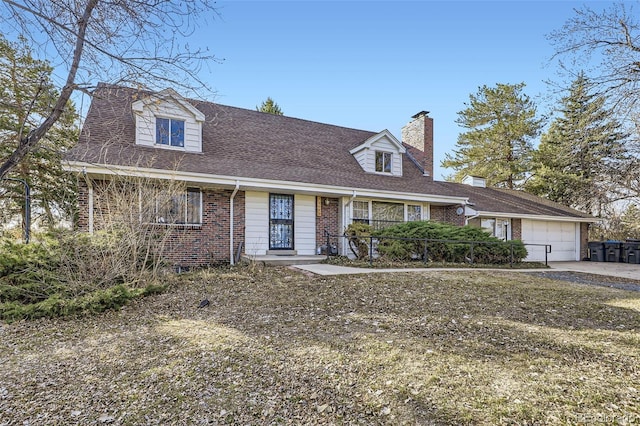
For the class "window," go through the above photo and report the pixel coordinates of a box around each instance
[375,151,392,173]
[481,218,496,236]
[352,201,369,224]
[372,201,404,223]
[156,117,185,147]
[143,187,201,225]
[481,218,510,240]
[407,205,422,221]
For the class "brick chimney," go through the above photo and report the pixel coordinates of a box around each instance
[401,111,434,180]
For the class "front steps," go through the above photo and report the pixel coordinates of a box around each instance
[240,254,326,266]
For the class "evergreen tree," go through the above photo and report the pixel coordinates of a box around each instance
[621,204,640,239]
[526,73,630,216]
[442,83,541,189]
[0,35,79,228]
[256,97,283,115]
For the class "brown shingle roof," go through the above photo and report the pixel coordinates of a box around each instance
[66,84,593,220]
[439,182,593,219]
[68,84,462,198]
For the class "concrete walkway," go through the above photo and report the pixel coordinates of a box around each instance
[294,261,640,280]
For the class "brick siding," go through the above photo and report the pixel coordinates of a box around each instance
[580,222,590,260]
[429,205,466,226]
[315,197,340,253]
[76,179,245,266]
[511,218,522,240]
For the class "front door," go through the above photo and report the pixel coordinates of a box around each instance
[269,194,294,250]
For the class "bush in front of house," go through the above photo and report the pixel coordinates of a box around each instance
[374,221,528,264]
[344,222,373,260]
[0,231,168,322]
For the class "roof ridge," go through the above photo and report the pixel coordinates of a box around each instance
[94,83,378,135]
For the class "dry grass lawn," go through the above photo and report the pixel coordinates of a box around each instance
[1,265,639,425]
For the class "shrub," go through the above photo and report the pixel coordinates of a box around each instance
[0,237,63,304]
[344,222,373,260]
[0,231,169,323]
[0,284,166,322]
[374,221,527,264]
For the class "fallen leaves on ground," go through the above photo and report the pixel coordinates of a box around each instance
[1,265,639,425]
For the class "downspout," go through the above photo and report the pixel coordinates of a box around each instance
[342,190,357,256]
[346,190,357,224]
[463,204,479,226]
[464,213,479,226]
[229,181,240,265]
[347,190,357,206]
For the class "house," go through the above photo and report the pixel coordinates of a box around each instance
[64,84,596,266]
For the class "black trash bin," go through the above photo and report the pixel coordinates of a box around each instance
[624,240,640,264]
[604,241,623,262]
[588,242,606,262]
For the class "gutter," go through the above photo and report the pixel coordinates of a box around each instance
[229,181,240,265]
[65,161,468,205]
[474,210,599,223]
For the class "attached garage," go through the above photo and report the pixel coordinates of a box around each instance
[521,219,579,262]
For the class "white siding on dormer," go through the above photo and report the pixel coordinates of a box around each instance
[371,136,403,176]
[133,98,203,153]
[350,131,405,176]
[135,110,155,147]
[353,150,367,171]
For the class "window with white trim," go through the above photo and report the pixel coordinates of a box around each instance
[352,200,369,223]
[481,218,510,240]
[351,200,423,231]
[143,187,202,225]
[372,201,403,223]
[375,151,392,173]
[156,117,185,147]
[407,204,422,221]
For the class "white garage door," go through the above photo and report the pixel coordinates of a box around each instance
[521,220,578,262]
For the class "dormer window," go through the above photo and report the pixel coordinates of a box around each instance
[133,89,204,152]
[375,151,392,173]
[349,130,405,175]
[156,118,185,147]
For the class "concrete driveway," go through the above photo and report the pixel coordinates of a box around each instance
[547,261,640,281]
[295,261,640,280]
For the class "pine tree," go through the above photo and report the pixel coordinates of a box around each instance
[621,204,640,239]
[0,35,79,228]
[526,73,630,216]
[256,97,283,115]
[442,83,541,189]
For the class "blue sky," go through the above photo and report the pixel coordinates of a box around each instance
[196,0,601,180]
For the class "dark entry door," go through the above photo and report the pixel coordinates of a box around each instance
[269,194,294,250]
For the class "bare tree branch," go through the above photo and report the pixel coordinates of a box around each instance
[0,0,219,180]
[548,2,640,118]
[0,0,98,179]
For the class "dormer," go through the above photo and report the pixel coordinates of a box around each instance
[463,175,487,188]
[349,130,406,176]
[131,88,205,153]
